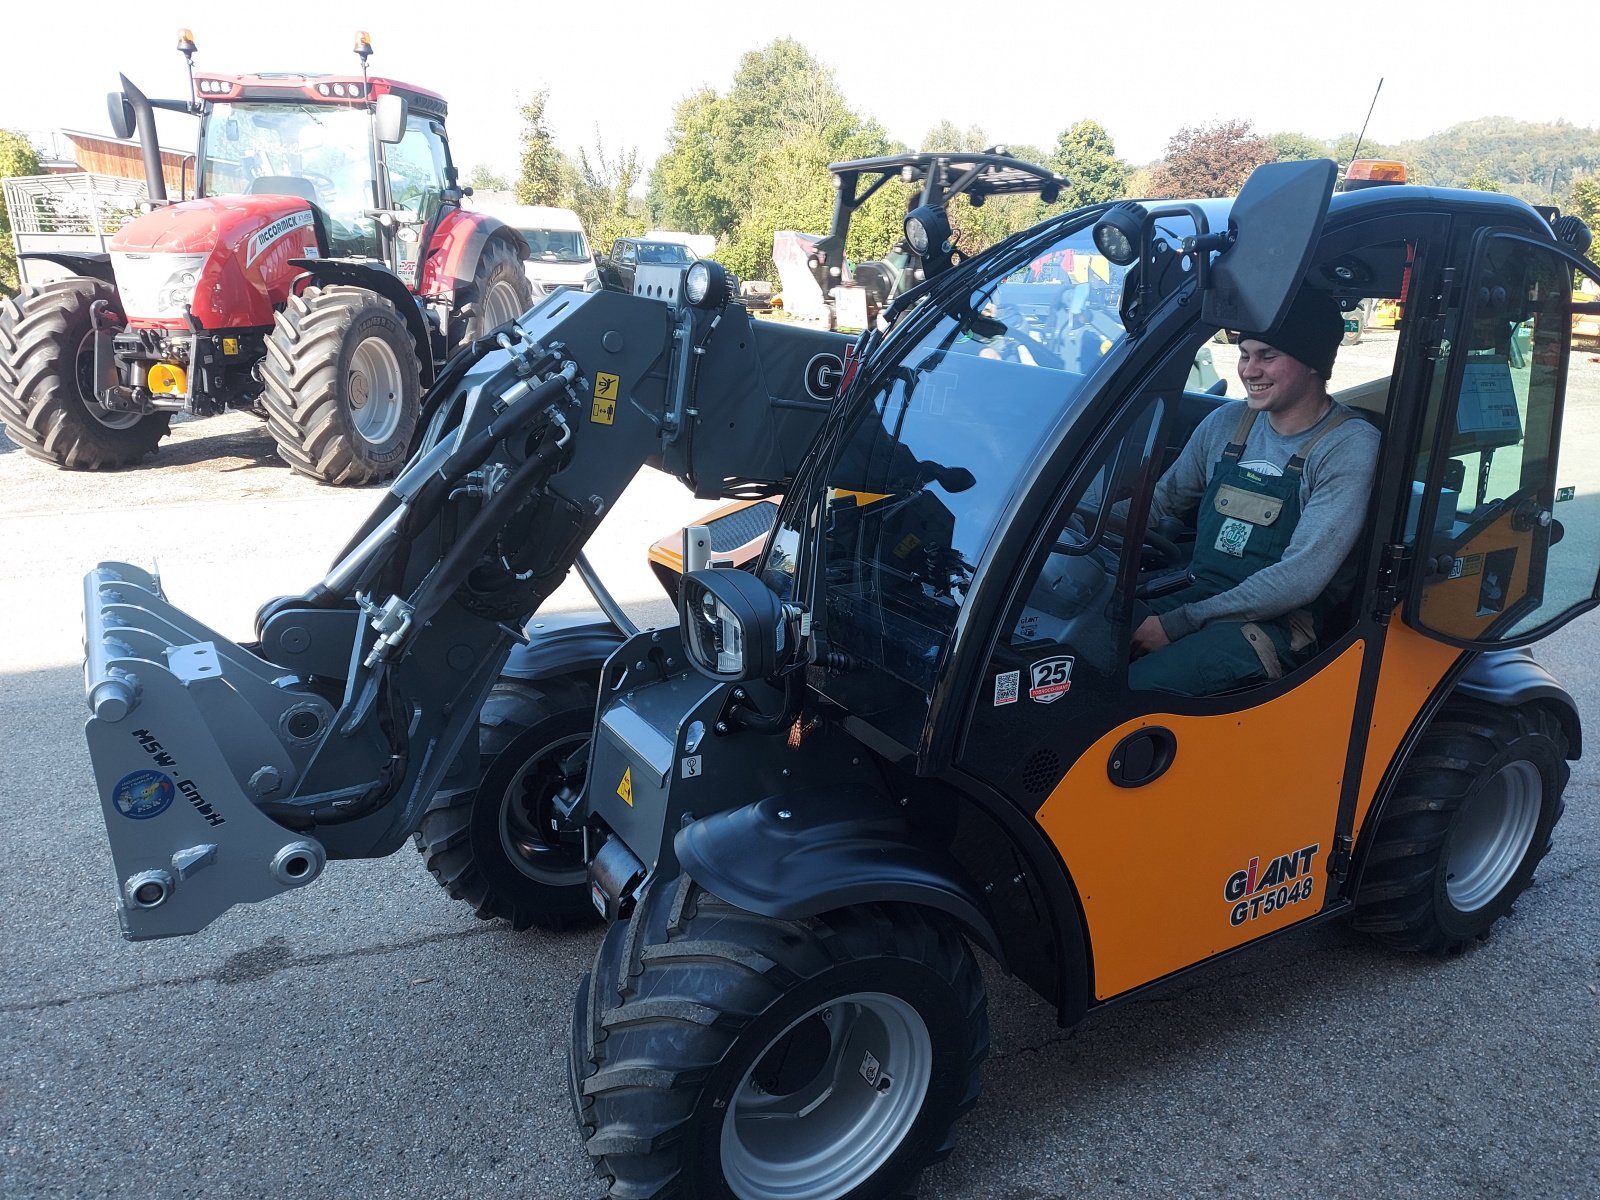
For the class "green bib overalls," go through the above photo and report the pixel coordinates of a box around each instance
[1130,405,1354,695]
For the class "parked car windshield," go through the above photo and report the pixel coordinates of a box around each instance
[521,228,591,264]
[637,242,695,265]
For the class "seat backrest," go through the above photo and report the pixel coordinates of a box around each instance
[248,175,319,205]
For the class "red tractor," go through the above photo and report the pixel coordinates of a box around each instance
[0,31,534,485]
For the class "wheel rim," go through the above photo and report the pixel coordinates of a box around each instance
[74,330,142,431]
[498,731,587,886]
[480,277,526,329]
[721,991,932,1200]
[346,335,405,445]
[1445,759,1542,912]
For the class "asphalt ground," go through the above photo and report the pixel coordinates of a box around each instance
[2,376,1598,1199]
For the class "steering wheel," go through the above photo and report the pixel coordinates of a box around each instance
[1056,511,1182,571]
[299,170,337,202]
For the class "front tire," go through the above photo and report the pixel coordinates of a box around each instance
[452,237,536,349]
[0,278,170,469]
[572,878,988,1199]
[261,285,421,485]
[1351,701,1568,954]
[414,677,596,931]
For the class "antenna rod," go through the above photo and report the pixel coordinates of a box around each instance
[1348,78,1384,167]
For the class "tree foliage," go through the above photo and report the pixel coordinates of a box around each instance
[1149,120,1276,198]
[0,129,42,296]
[647,40,900,279]
[1567,174,1600,231]
[1051,119,1129,208]
[515,91,574,207]
[574,134,645,258]
[1266,131,1332,163]
[468,164,509,192]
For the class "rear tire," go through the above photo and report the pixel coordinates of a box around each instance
[414,676,596,931]
[452,237,536,350]
[261,285,420,485]
[572,878,988,1200]
[1351,701,1568,954]
[0,278,170,469]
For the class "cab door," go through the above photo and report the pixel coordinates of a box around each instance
[1406,233,1600,646]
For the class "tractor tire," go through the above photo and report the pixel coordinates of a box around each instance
[1350,700,1568,954]
[413,676,596,931]
[0,278,170,469]
[571,877,989,1200]
[452,237,536,350]
[261,285,420,486]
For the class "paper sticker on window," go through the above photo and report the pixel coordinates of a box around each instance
[994,670,1020,706]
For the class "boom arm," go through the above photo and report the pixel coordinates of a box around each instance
[82,283,847,938]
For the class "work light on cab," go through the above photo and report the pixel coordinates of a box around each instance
[904,205,951,258]
[685,261,730,309]
[1093,201,1148,266]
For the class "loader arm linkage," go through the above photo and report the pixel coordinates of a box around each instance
[82,284,844,938]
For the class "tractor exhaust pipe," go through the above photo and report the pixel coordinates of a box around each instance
[110,74,168,202]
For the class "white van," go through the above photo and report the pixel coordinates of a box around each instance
[470,198,598,294]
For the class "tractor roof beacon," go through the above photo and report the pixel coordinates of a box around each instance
[77,161,1600,1198]
[0,29,532,485]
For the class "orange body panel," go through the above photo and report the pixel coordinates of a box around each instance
[1416,509,1536,641]
[1351,621,1462,836]
[1036,642,1366,1000]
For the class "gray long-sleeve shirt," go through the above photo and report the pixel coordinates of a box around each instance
[1149,400,1381,641]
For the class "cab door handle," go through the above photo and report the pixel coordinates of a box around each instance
[1108,727,1177,788]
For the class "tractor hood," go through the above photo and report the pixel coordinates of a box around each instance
[109,195,322,329]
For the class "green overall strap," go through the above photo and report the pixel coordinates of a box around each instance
[1284,407,1355,477]
[1221,406,1258,462]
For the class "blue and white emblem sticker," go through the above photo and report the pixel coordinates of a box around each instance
[112,769,176,820]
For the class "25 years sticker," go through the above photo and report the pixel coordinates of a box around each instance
[1028,656,1074,704]
[112,770,175,820]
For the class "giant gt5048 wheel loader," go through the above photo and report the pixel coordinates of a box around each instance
[77,160,1599,1198]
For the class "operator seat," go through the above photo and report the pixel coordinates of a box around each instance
[247,176,321,205]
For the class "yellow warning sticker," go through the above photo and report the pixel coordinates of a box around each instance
[617,766,633,806]
[592,373,619,425]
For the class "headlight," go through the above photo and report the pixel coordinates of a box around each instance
[1093,201,1148,266]
[685,260,730,308]
[904,204,951,258]
[111,253,208,320]
[679,569,786,682]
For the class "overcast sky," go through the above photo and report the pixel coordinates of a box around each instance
[5,0,1596,181]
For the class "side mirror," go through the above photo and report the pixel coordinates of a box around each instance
[679,569,786,682]
[1202,159,1338,333]
[107,91,135,141]
[374,93,408,145]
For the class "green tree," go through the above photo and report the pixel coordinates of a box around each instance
[1150,119,1276,198]
[574,133,645,258]
[1461,167,1501,192]
[468,164,509,192]
[0,130,42,296]
[1567,174,1600,230]
[919,121,989,152]
[1051,119,1129,208]
[647,89,728,234]
[515,90,572,207]
[1266,131,1332,163]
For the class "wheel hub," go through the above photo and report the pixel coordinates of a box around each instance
[1445,759,1542,912]
[721,991,932,1200]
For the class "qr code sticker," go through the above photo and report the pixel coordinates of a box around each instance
[994,670,1020,706]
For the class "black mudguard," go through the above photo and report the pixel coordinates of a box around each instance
[502,610,627,684]
[21,251,115,287]
[675,789,1006,964]
[1455,647,1582,757]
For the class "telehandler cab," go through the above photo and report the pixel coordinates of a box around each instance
[79,160,1600,1198]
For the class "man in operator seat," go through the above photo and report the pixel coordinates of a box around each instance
[1129,289,1380,694]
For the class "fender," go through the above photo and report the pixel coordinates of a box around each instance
[502,610,627,683]
[1453,647,1581,756]
[20,251,116,287]
[675,789,1006,965]
[419,209,527,299]
[289,257,436,385]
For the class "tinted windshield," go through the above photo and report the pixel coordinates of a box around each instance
[521,228,591,264]
[638,242,694,265]
[779,218,1143,745]
[201,103,378,255]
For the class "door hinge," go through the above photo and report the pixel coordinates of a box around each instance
[1371,542,1412,619]
[1328,833,1354,881]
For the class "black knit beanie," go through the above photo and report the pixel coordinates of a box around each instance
[1238,289,1344,378]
